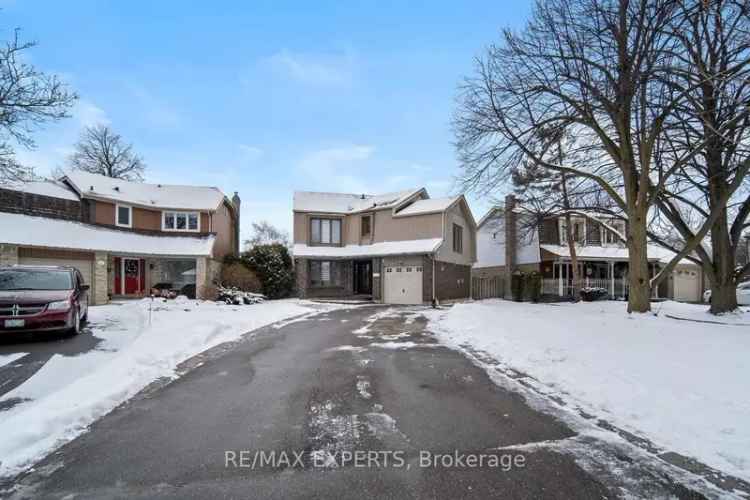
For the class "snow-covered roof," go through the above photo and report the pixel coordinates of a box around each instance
[2,180,80,202]
[293,189,422,214]
[0,212,215,257]
[540,244,697,265]
[395,196,459,216]
[293,238,443,259]
[64,171,226,211]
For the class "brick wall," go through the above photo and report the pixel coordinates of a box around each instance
[422,255,434,303]
[0,187,81,221]
[0,244,18,266]
[434,259,471,301]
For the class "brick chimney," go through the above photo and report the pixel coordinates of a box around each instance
[504,194,517,299]
[231,191,241,256]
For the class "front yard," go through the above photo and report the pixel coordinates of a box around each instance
[0,297,325,478]
[425,299,750,483]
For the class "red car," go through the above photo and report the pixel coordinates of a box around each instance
[0,265,89,336]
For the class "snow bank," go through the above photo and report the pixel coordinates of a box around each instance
[0,298,317,478]
[426,300,750,481]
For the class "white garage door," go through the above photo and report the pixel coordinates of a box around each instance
[383,264,423,305]
[673,268,700,302]
[18,256,94,287]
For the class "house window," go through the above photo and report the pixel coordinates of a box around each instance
[163,211,200,232]
[361,215,371,237]
[603,221,625,245]
[310,218,342,245]
[453,223,463,253]
[560,219,585,244]
[310,260,337,286]
[116,204,132,228]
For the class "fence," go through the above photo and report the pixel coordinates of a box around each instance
[472,276,504,300]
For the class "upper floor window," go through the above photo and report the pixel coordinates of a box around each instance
[163,211,200,232]
[452,223,463,253]
[116,204,132,228]
[560,218,585,244]
[603,221,625,245]
[311,218,341,245]
[361,215,371,237]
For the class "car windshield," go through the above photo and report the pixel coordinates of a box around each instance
[0,270,73,291]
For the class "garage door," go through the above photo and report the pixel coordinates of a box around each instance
[383,264,423,304]
[18,256,94,287]
[673,268,700,302]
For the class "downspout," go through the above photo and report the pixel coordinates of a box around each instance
[432,256,437,307]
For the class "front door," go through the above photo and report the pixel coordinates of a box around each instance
[124,258,140,295]
[353,261,372,295]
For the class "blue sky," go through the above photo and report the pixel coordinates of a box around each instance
[2,1,532,241]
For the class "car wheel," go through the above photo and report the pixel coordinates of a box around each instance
[68,308,81,336]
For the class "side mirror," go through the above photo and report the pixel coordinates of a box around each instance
[81,284,91,291]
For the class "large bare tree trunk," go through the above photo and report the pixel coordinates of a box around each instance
[627,210,652,313]
[709,209,738,314]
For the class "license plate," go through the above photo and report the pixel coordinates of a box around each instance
[4,319,25,328]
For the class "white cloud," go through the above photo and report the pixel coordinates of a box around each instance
[264,49,355,86]
[297,144,375,194]
[73,100,110,128]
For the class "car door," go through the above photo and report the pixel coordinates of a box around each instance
[76,270,89,318]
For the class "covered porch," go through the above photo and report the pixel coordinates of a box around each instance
[540,257,667,300]
[297,257,374,300]
[109,256,203,299]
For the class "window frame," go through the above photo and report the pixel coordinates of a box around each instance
[162,210,201,232]
[310,260,336,287]
[310,217,342,246]
[115,204,132,228]
[603,221,625,245]
[361,215,372,237]
[452,223,463,254]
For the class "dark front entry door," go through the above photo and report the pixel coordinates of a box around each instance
[353,261,372,295]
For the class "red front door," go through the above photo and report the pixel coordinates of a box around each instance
[124,258,140,294]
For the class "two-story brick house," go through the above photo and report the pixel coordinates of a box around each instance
[293,188,476,304]
[0,171,240,304]
[473,195,706,302]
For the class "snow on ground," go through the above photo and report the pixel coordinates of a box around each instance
[0,353,27,369]
[0,298,323,478]
[426,300,750,482]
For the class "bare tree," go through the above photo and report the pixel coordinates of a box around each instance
[453,0,724,312]
[245,221,290,250]
[648,0,750,313]
[68,125,145,181]
[0,29,76,184]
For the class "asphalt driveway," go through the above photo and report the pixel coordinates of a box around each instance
[2,305,706,499]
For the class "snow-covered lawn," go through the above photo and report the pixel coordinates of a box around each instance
[426,300,750,482]
[0,297,322,478]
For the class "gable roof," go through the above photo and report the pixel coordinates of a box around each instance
[293,188,422,214]
[64,171,226,211]
[394,196,460,216]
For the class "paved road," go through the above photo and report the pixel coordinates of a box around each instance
[2,306,702,499]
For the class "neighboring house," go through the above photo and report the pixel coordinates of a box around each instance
[474,195,706,302]
[0,171,241,304]
[292,188,476,304]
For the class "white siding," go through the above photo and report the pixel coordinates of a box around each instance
[474,211,540,268]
